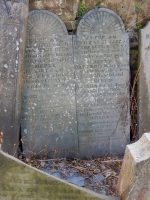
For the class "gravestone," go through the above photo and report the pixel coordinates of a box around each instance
[116,133,150,200]
[0,0,28,155]
[138,22,150,138]
[21,10,78,158]
[0,150,119,200]
[74,9,130,157]
[21,8,130,158]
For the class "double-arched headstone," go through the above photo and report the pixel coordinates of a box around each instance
[21,8,130,158]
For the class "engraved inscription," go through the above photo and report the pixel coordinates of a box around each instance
[21,10,78,158]
[22,8,130,158]
[74,8,130,157]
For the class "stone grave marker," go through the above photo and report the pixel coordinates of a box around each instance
[116,133,150,199]
[21,10,78,158]
[0,0,28,155]
[21,8,130,158]
[74,8,130,157]
[0,150,119,200]
[138,22,150,138]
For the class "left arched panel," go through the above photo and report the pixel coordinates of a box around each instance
[27,10,68,37]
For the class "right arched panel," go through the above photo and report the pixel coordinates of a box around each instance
[77,8,125,36]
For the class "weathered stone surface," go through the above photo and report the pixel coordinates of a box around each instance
[21,8,130,158]
[28,1,150,122]
[116,133,150,200]
[138,22,150,138]
[0,150,119,200]
[21,10,78,158]
[0,0,28,155]
[74,8,130,157]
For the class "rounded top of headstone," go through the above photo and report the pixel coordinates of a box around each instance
[77,8,125,36]
[27,10,68,37]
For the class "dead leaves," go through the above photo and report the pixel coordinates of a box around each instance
[21,156,123,197]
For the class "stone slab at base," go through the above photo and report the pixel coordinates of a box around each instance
[116,133,150,200]
[0,150,119,200]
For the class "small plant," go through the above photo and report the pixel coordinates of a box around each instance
[77,3,87,18]
[76,3,87,27]
[137,24,143,29]
[135,3,141,10]
[135,3,144,13]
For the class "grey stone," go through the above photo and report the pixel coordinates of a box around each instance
[40,161,47,167]
[48,160,54,165]
[21,8,130,158]
[100,164,107,170]
[67,176,85,187]
[63,169,79,178]
[138,22,150,137]
[100,189,107,195]
[0,0,28,155]
[93,174,105,183]
[21,10,78,158]
[53,172,62,179]
[0,150,119,200]
[87,163,91,167]
[67,170,79,178]
[116,133,150,200]
[42,168,79,181]
[42,168,51,174]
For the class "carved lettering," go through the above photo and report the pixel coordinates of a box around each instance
[21,8,129,158]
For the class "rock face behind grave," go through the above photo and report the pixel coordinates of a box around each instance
[138,22,150,137]
[21,8,130,158]
[116,133,150,200]
[0,0,28,155]
[0,150,119,200]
